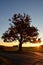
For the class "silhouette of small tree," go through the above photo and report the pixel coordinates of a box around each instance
[2,13,41,51]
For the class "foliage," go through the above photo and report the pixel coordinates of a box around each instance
[2,13,41,51]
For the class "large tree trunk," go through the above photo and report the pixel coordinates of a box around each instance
[18,35,23,51]
[19,43,22,51]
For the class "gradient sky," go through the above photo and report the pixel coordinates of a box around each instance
[0,0,43,46]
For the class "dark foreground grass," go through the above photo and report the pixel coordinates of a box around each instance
[0,45,43,65]
[0,50,43,65]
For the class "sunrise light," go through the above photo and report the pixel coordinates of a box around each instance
[0,38,43,47]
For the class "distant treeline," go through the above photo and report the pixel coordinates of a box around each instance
[0,45,43,52]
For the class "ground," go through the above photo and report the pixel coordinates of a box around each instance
[0,51,43,65]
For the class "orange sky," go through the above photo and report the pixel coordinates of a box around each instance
[0,38,43,47]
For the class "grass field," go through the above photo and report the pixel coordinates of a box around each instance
[22,46,43,52]
[0,45,43,52]
[0,45,43,65]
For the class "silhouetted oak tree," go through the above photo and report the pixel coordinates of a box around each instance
[2,13,41,51]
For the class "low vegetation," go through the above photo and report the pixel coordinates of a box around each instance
[0,45,43,52]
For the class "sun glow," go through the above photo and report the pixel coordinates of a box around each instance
[22,42,42,47]
[0,38,43,47]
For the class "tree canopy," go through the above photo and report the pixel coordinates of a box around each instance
[2,13,41,51]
